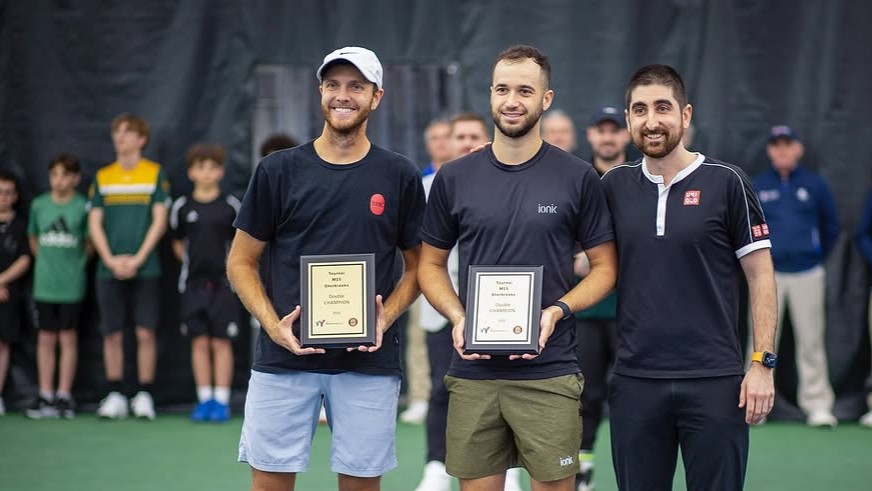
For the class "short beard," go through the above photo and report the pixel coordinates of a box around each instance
[492,107,542,139]
[633,128,682,159]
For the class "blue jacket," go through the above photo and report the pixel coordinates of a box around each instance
[753,166,839,272]
[856,189,872,268]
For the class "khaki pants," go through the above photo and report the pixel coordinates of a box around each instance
[405,301,431,402]
[750,265,834,415]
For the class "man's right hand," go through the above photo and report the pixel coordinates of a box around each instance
[452,314,490,360]
[269,305,326,356]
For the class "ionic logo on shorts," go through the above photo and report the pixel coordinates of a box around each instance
[559,455,574,467]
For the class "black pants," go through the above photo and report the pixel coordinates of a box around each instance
[425,324,453,463]
[609,374,749,491]
[575,317,616,451]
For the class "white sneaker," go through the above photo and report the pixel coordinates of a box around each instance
[505,467,523,491]
[130,391,156,420]
[807,411,837,428]
[0,396,5,416]
[414,461,451,491]
[400,399,429,425]
[859,411,872,428]
[96,392,129,419]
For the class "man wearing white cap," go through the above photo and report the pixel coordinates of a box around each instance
[228,46,426,490]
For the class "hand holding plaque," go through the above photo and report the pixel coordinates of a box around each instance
[300,254,376,349]
[463,265,543,356]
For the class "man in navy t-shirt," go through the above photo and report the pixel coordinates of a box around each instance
[419,45,617,490]
[601,65,777,491]
[227,46,425,490]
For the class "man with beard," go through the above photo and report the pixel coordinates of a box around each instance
[572,105,630,491]
[419,45,617,491]
[227,46,425,491]
[600,65,777,491]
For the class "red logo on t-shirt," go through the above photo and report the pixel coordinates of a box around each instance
[684,190,701,206]
[370,194,385,216]
[752,223,770,239]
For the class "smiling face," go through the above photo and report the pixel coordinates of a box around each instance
[490,58,553,139]
[319,62,384,135]
[625,83,691,159]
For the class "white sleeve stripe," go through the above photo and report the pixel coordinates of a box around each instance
[225,195,242,214]
[169,196,187,230]
[736,240,771,258]
[701,163,755,243]
[600,162,642,179]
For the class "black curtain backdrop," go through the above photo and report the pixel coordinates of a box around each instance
[1,0,871,419]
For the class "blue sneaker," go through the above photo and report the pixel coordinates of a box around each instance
[209,401,230,422]
[191,400,214,422]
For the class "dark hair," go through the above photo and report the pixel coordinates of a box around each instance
[0,169,19,191]
[48,153,81,174]
[111,113,150,144]
[185,143,225,168]
[259,133,299,158]
[450,111,489,136]
[493,44,551,87]
[625,64,688,110]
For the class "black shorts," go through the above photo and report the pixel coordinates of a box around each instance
[96,278,160,334]
[180,279,239,340]
[35,301,83,331]
[0,293,24,343]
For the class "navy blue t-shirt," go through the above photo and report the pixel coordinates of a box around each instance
[234,141,425,376]
[601,154,771,378]
[170,193,240,288]
[421,142,614,380]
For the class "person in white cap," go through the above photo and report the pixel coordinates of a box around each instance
[228,46,426,491]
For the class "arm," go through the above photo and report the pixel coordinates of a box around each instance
[88,207,119,274]
[350,245,422,353]
[226,229,323,355]
[130,202,168,269]
[28,236,39,257]
[0,255,31,286]
[738,248,777,424]
[519,240,617,361]
[418,242,484,360]
[171,240,185,262]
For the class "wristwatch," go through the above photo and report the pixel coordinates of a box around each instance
[550,301,572,320]
[751,351,778,369]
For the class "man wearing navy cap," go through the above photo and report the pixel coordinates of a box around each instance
[752,125,839,427]
[228,46,426,490]
[601,65,776,490]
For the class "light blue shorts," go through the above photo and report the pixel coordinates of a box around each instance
[238,370,401,477]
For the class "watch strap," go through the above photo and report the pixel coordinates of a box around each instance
[552,300,572,320]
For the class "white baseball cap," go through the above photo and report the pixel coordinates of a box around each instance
[317,46,383,89]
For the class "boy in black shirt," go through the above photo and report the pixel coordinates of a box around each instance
[170,144,241,422]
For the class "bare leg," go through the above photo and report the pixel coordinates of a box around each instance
[251,467,295,491]
[57,330,78,394]
[530,475,574,491]
[103,332,123,381]
[211,337,233,389]
[338,474,381,491]
[0,340,9,393]
[191,335,211,388]
[37,331,59,394]
[135,326,155,384]
[460,473,505,491]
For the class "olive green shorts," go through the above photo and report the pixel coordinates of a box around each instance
[444,373,584,482]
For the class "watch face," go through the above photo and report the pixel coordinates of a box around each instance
[763,352,778,368]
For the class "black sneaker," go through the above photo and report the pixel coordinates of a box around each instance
[575,467,595,491]
[25,396,58,419]
[55,397,76,419]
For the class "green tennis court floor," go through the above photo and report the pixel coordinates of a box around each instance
[1,414,870,490]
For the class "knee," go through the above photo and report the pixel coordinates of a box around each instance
[38,331,59,348]
[135,328,155,345]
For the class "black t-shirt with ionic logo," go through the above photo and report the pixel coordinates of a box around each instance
[421,142,614,380]
[234,141,426,376]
